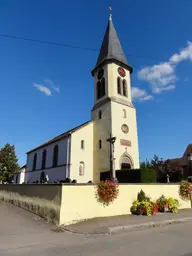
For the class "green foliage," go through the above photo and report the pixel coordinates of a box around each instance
[0,143,20,182]
[130,200,154,216]
[157,195,167,212]
[141,168,157,183]
[157,195,179,213]
[137,190,150,202]
[166,197,179,213]
[179,181,192,201]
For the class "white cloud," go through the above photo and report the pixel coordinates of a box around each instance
[131,87,153,101]
[44,79,60,93]
[138,62,176,94]
[138,41,192,94]
[33,83,52,96]
[169,41,192,64]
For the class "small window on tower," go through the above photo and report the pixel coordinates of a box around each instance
[101,78,105,97]
[97,81,101,99]
[117,77,122,94]
[123,109,126,118]
[99,140,102,149]
[123,80,127,97]
[81,140,84,149]
[99,110,102,119]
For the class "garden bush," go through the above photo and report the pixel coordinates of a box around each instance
[102,168,157,183]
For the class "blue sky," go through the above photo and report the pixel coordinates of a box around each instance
[0,0,192,166]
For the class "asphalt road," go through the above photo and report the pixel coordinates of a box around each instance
[1,201,192,256]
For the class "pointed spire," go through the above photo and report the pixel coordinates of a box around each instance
[92,15,132,75]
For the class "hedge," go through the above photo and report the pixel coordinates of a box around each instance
[100,168,157,183]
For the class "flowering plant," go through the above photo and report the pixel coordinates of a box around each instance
[179,181,192,201]
[96,180,119,206]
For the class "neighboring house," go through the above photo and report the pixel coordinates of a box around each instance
[13,165,26,184]
[25,14,140,184]
[168,144,192,177]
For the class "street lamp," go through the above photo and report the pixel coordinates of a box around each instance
[187,153,192,180]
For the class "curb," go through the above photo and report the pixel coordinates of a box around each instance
[62,217,192,235]
[108,217,192,234]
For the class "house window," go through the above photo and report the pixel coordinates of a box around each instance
[99,110,102,119]
[79,161,85,176]
[97,81,101,99]
[41,149,47,169]
[99,140,102,149]
[81,140,84,149]
[123,109,126,118]
[53,145,59,167]
[32,153,37,171]
[123,79,127,97]
[117,77,122,94]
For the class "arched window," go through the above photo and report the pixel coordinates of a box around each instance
[79,161,85,176]
[99,110,102,119]
[33,153,37,171]
[123,79,127,97]
[53,145,59,167]
[41,149,47,169]
[99,139,102,149]
[117,77,122,94]
[123,109,126,118]
[101,78,105,97]
[97,81,101,99]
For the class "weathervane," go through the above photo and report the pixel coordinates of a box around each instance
[109,5,112,19]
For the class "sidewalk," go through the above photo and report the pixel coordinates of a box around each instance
[63,209,192,235]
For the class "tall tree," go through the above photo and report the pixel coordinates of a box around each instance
[0,143,20,182]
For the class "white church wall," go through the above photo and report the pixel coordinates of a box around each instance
[25,166,66,183]
[70,122,94,183]
[26,137,69,183]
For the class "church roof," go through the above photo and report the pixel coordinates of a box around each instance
[92,15,132,74]
[27,121,91,154]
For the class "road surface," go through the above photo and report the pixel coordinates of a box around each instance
[0,201,192,256]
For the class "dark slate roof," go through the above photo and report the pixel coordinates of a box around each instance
[26,121,91,154]
[93,16,132,73]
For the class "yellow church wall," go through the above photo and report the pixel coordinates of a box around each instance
[70,122,94,183]
[59,184,190,225]
[111,101,140,169]
[92,103,111,182]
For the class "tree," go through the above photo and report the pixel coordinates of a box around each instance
[0,143,20,182]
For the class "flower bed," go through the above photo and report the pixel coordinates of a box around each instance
[130,190,179,216]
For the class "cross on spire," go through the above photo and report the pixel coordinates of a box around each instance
[109,5,112,20]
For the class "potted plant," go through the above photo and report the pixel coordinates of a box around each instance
[157,195,169,212]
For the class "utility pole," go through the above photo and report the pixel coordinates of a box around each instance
[106,133,116,180]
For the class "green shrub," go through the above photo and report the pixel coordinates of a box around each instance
[130,200,154,216]
[166,197,179,213]
[141,168,157,183]
[137,190,150,202]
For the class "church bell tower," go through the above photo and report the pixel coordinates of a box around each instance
[91,14,140,182]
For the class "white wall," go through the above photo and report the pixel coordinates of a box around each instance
[70,122,94,183]
[26,137,69,183]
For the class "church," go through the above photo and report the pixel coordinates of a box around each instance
[25,14,140,184]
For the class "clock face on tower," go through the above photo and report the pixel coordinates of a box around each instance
[97,69,104,80]
[118,67,126,77]
[121,124,129,134]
